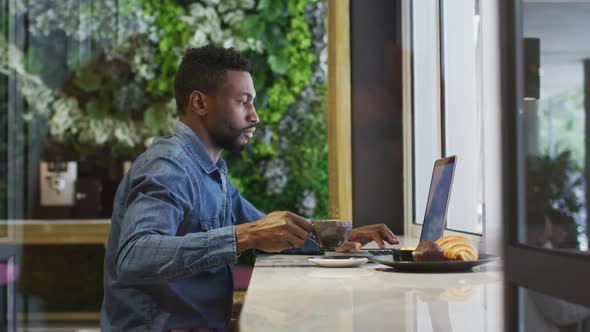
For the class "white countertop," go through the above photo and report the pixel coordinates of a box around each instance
[239,242,504,332]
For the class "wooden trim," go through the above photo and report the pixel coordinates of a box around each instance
[327,0,353,221]
[0,220,110,245]
[17,311,101,321]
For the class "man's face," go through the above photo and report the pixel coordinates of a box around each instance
[206,70,258,153]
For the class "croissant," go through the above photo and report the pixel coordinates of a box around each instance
[439,286,475,302]
[435,236,478,261]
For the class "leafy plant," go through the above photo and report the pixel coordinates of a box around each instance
[538,89,585,168]
[526,150,583,226]
[143,0,191,97]
[228,0,327,218]
[2,0,329,221]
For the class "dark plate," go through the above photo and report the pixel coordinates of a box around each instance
[370,254,500,272]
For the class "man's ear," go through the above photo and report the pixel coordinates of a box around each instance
[189,90,208,116]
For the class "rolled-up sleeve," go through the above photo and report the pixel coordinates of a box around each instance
[226,178,323,255]
[115,155,237,284]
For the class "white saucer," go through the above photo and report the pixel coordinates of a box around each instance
[308,257,369,268]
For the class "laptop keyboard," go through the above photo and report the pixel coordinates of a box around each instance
[368,249,394,256]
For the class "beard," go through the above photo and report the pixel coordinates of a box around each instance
[211,123,255,153]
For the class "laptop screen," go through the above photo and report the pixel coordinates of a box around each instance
[419,156,457,242]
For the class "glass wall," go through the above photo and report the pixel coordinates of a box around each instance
[503,1,590,329]
[521,287,590,331]
[1,1,328,330]
[521,1,588,252]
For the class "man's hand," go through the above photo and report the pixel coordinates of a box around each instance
[334,224,399,252]
[235,211,312,253]
[349,224,399,248]
[334,241,362,253]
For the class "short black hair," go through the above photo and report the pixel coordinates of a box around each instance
[174,44,250,114]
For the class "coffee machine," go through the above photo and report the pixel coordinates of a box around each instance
[35,161,104,219]
[40,161,77,207]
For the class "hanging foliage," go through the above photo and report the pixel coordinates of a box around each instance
[1,0,328,218]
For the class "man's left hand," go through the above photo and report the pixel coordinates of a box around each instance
[334,224,399,252]
[334,241,362,253]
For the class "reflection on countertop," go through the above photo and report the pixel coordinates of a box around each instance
[240,252,503,332]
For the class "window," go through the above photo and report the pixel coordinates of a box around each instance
[406,0,492,238]
[521,1,588,252]
[439,0,484,234]
[410,0,442,233]
[503,2,590,321]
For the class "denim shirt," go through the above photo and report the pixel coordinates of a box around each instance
[101,121,320,331]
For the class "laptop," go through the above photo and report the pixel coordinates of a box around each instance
[364,155,457,256]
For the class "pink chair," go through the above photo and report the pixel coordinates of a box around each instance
[0,262,19,285]
[232,266,253,290]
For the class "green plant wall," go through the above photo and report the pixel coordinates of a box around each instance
[1,0,328,219]
[227,0,328,217]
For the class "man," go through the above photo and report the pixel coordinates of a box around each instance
[101,45,398,331]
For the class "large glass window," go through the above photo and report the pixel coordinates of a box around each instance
[1,1,329,330]
[410,0,484,235]
[521,1,589,252]
[411,0,443,229]
[440,0,484,234]
[503,1,590,328]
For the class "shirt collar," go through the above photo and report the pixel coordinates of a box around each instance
[173,120,227,175]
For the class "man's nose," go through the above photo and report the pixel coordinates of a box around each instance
[248,105,259,124]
